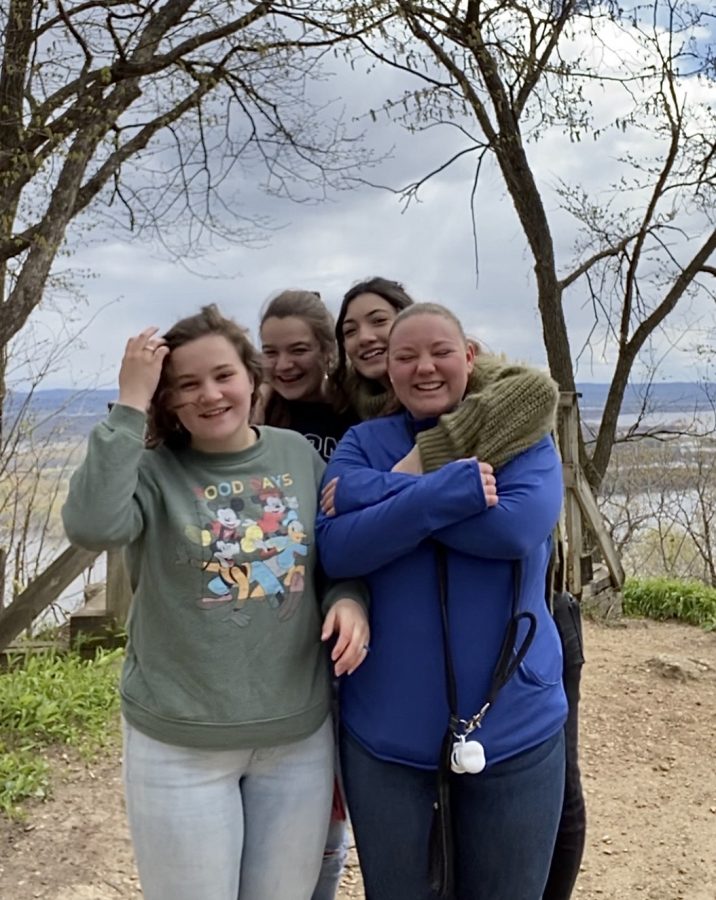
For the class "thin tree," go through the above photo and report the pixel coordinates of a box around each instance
[335,0,716,489]
[0,0,372,420]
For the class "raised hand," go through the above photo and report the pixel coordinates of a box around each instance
[118,327,170,412]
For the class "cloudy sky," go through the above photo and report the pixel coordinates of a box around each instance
[16,11,716,392]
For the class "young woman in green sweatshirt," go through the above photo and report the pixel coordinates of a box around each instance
[62,305,369,900]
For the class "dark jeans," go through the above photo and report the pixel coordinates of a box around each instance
[340,728,565,900]
[543,592,587,900]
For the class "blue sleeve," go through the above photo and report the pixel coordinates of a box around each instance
[320,424,421,514]
[316,429,488,578]
[331,465,422,514]
[433,438,563,559]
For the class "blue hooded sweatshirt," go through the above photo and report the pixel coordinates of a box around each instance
[316,413,568,770]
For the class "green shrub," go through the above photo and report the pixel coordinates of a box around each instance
[0,742,50,817]
[623,577,716,630]
[0,648,121,816]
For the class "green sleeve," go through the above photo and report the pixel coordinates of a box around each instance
[416,360,558,472]
[320,577,370,618]
[62,403,149,549]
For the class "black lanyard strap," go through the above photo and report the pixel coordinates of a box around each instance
[429,544,535,898]
[457,608,537,736]
[437,545,535,738]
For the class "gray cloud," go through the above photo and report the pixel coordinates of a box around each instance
[20,21,715,391]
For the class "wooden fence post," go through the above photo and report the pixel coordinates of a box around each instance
[557,391,625,595]
[557,392,584,596]
[572,467,626,589]
[0,546,5,612]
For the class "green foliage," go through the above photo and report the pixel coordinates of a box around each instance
[0,648,121,816]
[0,742,50,817]
[623,578,716,631]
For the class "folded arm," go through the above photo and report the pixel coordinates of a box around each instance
[317,431,488,578]
[433,438,562,559]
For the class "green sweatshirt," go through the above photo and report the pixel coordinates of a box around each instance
[62,404,354,750]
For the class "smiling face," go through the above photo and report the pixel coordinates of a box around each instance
[168,334,255,453]
[388,313,475,419]
[260,315,328,402]
[341,293,399,382]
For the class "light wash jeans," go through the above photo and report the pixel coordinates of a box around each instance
[122,716,333,900]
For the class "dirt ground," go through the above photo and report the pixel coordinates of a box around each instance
[1,618,714,900]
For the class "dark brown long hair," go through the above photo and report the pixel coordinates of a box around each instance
[259,290,337,427]
[331,277,414,411]
[146,304,263,449]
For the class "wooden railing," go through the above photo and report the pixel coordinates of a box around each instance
[0,547,130,653]
[67,548,131,648]
[557,392,625,600]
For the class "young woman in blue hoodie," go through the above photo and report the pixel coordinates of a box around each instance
[331,278,586,900]
[317,303,568,900]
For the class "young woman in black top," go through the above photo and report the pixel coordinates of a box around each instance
[258,290,357,462]
[257,289,355,900]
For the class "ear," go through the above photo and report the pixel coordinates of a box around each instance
[247,372,259,408]
[465,339,476,374]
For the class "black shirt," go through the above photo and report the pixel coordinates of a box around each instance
[285,400,358,463]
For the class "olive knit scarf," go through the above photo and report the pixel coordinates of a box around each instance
[346,354,558,471]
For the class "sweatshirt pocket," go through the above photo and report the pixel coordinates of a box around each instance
[518,612,564,687]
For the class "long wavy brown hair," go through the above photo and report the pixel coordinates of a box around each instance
[330,276,414,413]
[146,304,263,449]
